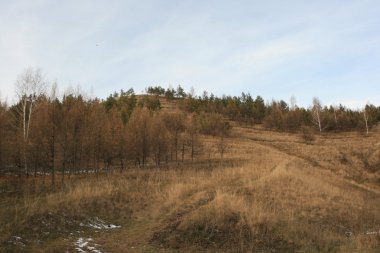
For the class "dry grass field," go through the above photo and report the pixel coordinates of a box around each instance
[1,125,380,252]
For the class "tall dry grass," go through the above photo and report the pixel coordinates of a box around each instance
[1,127,380,252]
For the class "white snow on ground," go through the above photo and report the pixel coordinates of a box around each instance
[75,238,103,253]
[80,217,121,230]
[363,230,380,235]
[74,218,121,252]
[345,230,380,237]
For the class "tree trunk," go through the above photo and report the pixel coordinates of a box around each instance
[22,98,27,176]
[363,110,369,135]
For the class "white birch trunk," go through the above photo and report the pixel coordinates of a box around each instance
[363,109,369,135]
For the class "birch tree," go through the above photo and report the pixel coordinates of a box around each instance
[15,67,47,176]
[290,96,297,111]
[312,97,322,132]
[48,82,58,188]
[363,107,369,135]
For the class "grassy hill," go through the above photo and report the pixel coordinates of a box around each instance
[135,95,179,111]
[1,122,379,252]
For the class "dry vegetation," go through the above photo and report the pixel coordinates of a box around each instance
[1,124,379,252]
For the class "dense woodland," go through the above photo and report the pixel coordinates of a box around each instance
[0,68,379,187]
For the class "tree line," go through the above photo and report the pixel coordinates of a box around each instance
[0,69,232,188]
[144,85,378,133]
[144,85,379,133]
[0,69,379,187]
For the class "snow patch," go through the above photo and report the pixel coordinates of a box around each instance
[345,230,380,237]
[75,238,103,253]
[80,217,121,230]
[363,230,380,235]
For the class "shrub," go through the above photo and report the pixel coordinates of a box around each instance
[196,112,231,136]
[301,127,315,143]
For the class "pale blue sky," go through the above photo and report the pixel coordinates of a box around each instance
[0,0,379,108]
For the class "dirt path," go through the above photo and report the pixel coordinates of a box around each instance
[235,127,380,196]
[107,128,380,252]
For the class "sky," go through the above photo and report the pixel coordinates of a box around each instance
[0,0,379,108]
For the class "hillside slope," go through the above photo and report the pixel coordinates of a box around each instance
[1,125,379,252]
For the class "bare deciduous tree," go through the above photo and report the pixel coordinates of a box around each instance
[363,107,369,135]
[127,108,151,167]
[162,111,185,163]
[15,67,47,175]
[290,96,297,111]
[184,115,201,161]
[312,97,322,132]
[48,82,58,188]
[150,114,170,166]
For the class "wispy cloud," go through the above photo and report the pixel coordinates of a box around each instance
[0,0,379,106]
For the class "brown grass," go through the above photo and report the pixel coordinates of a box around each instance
[1,126,380,252]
